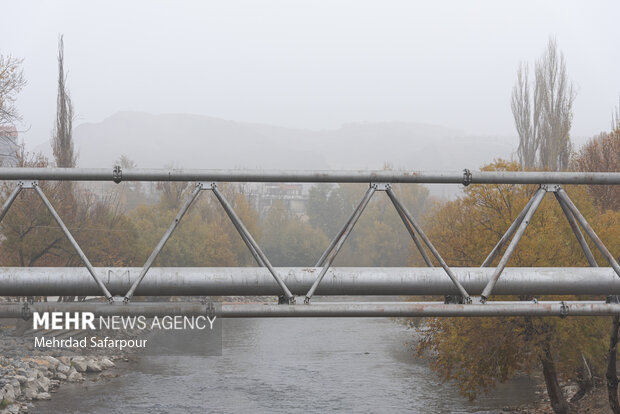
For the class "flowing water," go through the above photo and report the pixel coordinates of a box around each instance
[32,317,538,413]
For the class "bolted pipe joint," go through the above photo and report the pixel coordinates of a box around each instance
[444,295,474,304]
[541,183,562,193]
[370,183,392,191]
[462,169,472,186]
[112,165,122,184]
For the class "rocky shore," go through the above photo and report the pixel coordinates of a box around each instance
[0,354,122,414]
[501,375,614,413]
[0,314,142,414]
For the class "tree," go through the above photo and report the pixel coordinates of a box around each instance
[0,54,26,166]
[572,131,620,211]
[612,96,619,132]
[104,156,150,212]
[608,315,620,414]
[512,62,538,169]
[261,200,328,266]
[572,122,620,413]
[130,183,261,269]
[0,149,66,268]
[52,35,76,169]
[0,149,138,269]
[306,178,432,267]
[307,183,350,239]
[512,37,576,171]
[417,160,619,412]
[0,55,26,130]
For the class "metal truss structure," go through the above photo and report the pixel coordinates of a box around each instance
[1,167,619,318]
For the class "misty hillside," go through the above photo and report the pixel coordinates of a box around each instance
[35,110,516,178]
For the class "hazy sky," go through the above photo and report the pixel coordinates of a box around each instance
[2,0,619,149]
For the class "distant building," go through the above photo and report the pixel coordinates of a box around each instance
[0,126,19,167]
[246,183,309,218]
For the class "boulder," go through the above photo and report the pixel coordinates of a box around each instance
[67,371,83,383]
[56,372,67,381]
[25,377,37,389]
[36,377,50,393]
[43,356,60,369]
[35,392,51,400]
[12,375,27,385]
[2,384,15,403]
[6,403,20,414]
[100,358,115,369]
[22,387,37,400]
[9,381,20,398]
[86,360,102,373]
[56,363,70,375]
[71,359,87,373]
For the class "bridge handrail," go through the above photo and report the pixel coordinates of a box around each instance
[0,167,619,184]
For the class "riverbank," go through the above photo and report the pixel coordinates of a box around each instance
[0,315,139,414]
[0,354,125,413]
[517,383,612,413]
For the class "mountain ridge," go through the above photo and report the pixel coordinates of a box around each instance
[33,110,515,173]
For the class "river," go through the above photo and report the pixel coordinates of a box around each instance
[32,317,538,413]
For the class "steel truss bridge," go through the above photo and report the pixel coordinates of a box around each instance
[1,167,619,319]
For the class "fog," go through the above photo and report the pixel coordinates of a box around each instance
[2,0,619,154]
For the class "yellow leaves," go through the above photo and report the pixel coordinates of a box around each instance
[130,196,240,267]
[422,160,617,269]
[416,159,620,400]
[418,316,531,400]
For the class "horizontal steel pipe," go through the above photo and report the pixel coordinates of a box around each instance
[220,302,620,317]
[1,267,619,296]
[0,168,618,184]
[1,301,620,318]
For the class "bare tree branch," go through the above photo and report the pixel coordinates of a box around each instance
[512,37,576,171]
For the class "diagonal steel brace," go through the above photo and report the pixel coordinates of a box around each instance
[554,192,598,267]
[386,187,471,302]
[305,185,376,302]
[124,183,204,302]
[211,184,295,303]
[315,185,376,267]
[204,183,264,268]
[32,182,113,301]
[390,190,433,267]
[480,187,546,301]
[0,182,23,224]
[481,194,537,267]
[556,188,620,277]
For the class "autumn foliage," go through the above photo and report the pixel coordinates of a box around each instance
[417,160,620,403]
